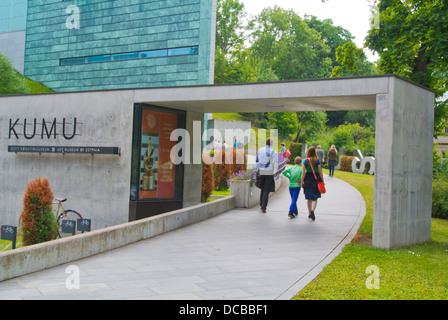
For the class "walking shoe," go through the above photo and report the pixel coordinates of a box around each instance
[288,212,295,219]
[261,209,266,213]
[309,211,315,221]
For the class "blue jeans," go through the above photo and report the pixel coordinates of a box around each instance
[289,187,301,213]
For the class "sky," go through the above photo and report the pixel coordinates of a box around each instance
[240,0,378,61]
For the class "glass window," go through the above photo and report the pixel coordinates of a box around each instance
[139,49,167,59]
[60,45,199,66]
[130,104,185,201]
[85,55,111,63]
[111,52,138,61]
[60,57,85,65]
[168,46,198,56]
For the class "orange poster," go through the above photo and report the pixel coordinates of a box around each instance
[139,109,177,200]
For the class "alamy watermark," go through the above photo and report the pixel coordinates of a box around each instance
[66,5,80,30]
[366,265,380,290]
[65,265,80,290]
[169,121,278,165]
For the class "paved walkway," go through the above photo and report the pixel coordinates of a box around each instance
[0,175,365,300]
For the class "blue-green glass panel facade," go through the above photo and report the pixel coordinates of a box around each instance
[24,0,216,92]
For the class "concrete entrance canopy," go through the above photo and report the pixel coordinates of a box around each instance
[0,75,434,250]
[135,74,435,250]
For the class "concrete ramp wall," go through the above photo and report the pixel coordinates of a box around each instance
[0,196,234,282]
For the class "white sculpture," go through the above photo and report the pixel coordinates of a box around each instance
[352,149,375,175]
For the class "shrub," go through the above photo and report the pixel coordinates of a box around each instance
[339,155,355,172]
[289,142,302,160]
[201,161,215,202]
[21,178,58,246]
[213,149,231,190]
[432,178,448,220]
[230,148,247,176]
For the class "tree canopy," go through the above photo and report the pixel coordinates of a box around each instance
[365,0,448,137]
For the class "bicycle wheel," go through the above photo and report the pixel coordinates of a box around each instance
[57,209,83,238]
[17,215,23,236]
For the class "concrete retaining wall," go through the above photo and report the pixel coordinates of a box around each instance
[0,196,234,282]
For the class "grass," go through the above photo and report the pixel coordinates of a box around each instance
[0,238,22,251]
[293,170,448,300]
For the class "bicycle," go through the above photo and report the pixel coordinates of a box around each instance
[18,197,84,238]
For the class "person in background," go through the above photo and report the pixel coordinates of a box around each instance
[327,145,338,178]
[316,145,325,164]
[282,156,303,219]
[300,147,324,221]
[280,142,287,156]
[256,138,278,213]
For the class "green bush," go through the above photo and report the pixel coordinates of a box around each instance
[432,178,448,220]
[289,142,302,160]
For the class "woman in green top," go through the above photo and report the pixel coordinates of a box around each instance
[282,156,303,218]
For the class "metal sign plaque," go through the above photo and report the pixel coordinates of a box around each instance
[8,145,120,155]
[61,220,76,235]
[77,218,91,232]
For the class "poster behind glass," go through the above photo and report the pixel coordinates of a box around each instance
[140,109,177,200]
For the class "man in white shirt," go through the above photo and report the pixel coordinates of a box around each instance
[256,138,278,213]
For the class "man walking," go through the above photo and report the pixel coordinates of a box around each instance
[316,145,325,164]
[256,138,278,213]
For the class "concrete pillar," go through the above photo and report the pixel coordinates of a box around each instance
[373,77,435,249]
[182,111,204,207]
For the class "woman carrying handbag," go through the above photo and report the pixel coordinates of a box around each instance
[300,146,325,221]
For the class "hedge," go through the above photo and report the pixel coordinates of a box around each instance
[432,178,448,220]
[339,155,355,172]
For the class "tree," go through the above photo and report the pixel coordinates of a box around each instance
[331,41,377,77]
[304,15,355,69]
[248,6,333,80]
[266,112,298,138]
[0,52,30,95]
[21,178,58,246]
[214,0,248,84]
[295,111,327,143]
[215,0,246,55]
[365,0,448,138]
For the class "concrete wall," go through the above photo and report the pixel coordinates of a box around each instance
[207,119,252,146]
[0,90,135,229]
[0,90,205,229]
[373,77,435,249]
[183,111,203,207]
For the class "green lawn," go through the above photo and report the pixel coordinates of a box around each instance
[293,170,448,300]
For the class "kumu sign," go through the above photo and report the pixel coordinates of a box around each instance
[8,117,80,140]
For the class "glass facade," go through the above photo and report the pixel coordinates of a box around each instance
[24,0,216,92]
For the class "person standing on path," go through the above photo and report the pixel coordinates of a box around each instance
[282,156,303,219]
[256,138,278,213]
[327,145,338,177]
[300,147,324,221]
[316,145,325,164]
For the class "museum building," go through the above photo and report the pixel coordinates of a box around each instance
[1,0,216,228]
[0,1,437,250]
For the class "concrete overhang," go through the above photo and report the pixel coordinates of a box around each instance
[0,74,433,114]
[133,75,412,113]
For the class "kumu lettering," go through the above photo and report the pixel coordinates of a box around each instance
[9,117,79,140]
